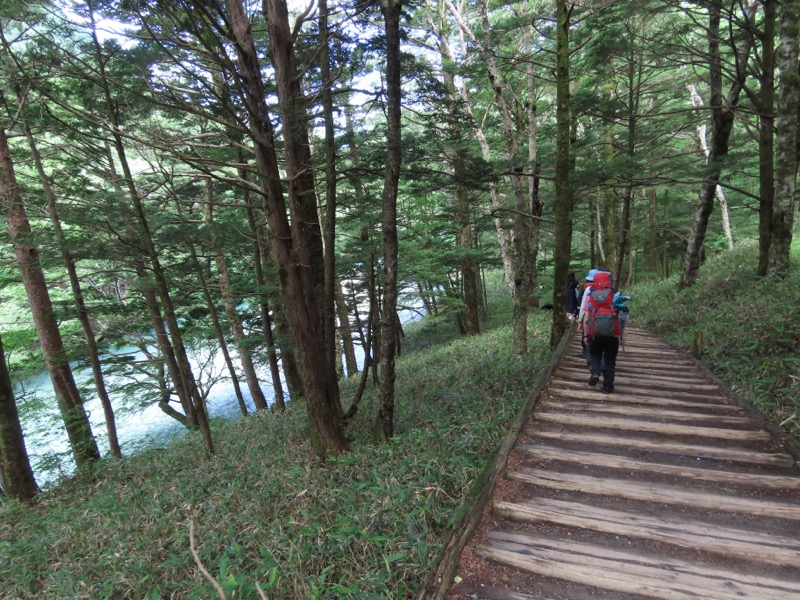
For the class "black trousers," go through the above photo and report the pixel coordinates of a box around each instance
[588,336,620,390]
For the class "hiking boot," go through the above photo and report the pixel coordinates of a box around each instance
[602,386,613,394]
[588,373,600,386]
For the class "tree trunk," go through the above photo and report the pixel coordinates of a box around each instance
[0,333,39,501]
[646,187,660,273]
[681,0,754,287]
[600,127,616,269]
[769,0,799,274]
[687,83,735,250]
[319,0,341,382]
[436,28,480,335]
[242,177,286,409]
[335,279,358,377]
[227,0,347,458]
[23,119,122,458]
[758,0,776,275]
[551,0,573,348]
[446,0,534,350]
[88,10,214,452]
[0,127,100,467]
[374,0,404,442]
[523,0,543,315]
[204,181,268,411]
[173,194,249,417]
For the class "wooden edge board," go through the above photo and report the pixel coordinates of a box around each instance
[415,324,576,600]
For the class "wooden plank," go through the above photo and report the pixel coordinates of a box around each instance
[477,533,800,600]
[566,352,695,368]
[545,402,753,425]
[493,498,800,567]
[550,379,724,401]
[532,429,795,467]
[507,468,800,519]
[451,584,542,600]
[546,387,737,411]
[517,444,800,490]
[556,367,714,387]
[534,412,770,440]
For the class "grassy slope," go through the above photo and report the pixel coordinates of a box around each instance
[3,241,797,600]
[628,239,800,440]
[0,283,553,599]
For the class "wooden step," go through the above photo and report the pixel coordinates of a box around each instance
[517,444,800,490]
[534,413,770,440]
[493,497,800,567]
[546,387,738,411]
[476,532,800,600]
[507,468,800,519]
[531,429,794,467]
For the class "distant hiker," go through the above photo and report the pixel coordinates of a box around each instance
[566,272,578,319]
[577,269,598,361]
[581,271,621,394]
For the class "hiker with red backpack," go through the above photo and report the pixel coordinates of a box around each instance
[580,270,621,394]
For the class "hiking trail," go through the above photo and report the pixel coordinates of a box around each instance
[421,325,800,600]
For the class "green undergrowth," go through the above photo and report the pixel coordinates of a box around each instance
[629,239,800,440]
[0,297,552,599]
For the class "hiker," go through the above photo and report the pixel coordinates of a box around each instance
[566,272,578,320]
[577,269,598,362]
[581,271,621,394]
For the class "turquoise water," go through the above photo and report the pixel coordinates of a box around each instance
[13,306,423,489]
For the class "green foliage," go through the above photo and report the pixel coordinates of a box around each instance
[0,297,552,599]
[630,240,800,438]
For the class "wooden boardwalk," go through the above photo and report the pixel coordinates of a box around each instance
[425,326,800,600]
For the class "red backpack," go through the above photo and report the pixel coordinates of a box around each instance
[586,272,620,338]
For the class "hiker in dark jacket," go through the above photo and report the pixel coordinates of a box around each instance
[566,272,578,320]
[581,271,621,394]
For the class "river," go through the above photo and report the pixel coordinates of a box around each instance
[13,305,425,489]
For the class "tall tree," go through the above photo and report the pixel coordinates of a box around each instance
[20,111,122,458]
[0,332,39,501]
[550,0,573,347]
[768,0,799,274]
[681,0,755,287]
[0,126,100,466]
[374,0,404,441]
[226,0,347,457]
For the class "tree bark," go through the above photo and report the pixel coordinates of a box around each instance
[374,0,404,441]
[681,0,754,287]
[242,172,286,409]
[88,8,213,451]
[227,0,347,457]
[769,0,799,274]
[0,126,100,467]
[0,333,39,501]
[757,0,776,275]
[551,0,573,348]
[23,119,122,458]
[319,0,341,382]
[204,181,268,411]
